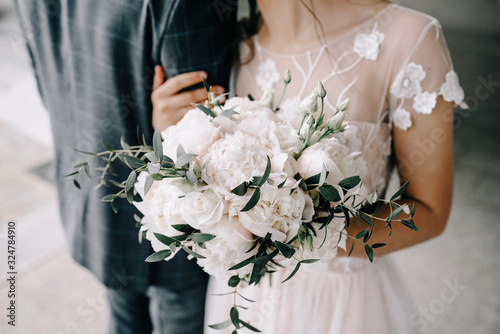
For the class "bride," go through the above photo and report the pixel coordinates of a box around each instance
[151,0,466,333]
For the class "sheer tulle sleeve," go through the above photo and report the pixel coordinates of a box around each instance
[389,20,467,131]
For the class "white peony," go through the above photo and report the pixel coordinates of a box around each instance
[223,96,278,122]
[181,189,225,230]
[192,216,256,279]
[235,187,310,243]
[297,137,359,186]
[277,97,302,129]
[274,122,302,157]
[202,129,288,192]
[161,108,221,159]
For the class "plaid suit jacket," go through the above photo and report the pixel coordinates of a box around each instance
[14,0,235,290]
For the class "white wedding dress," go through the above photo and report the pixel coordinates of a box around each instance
[204,4,466,334]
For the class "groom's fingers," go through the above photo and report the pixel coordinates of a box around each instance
[152,65,165,90]
[155,71,208,97]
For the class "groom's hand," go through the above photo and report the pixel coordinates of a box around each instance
[151,66,225,131]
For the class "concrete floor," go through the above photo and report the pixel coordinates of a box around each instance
[0,1,499,333]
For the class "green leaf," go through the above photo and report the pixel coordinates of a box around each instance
[355,228,369,239]
[153,127,163,161]
[120,135,130,150]
[391,180,410,200]
[195,103,215,118]
[256,156,271,187]
[144,176,154,195]
[121,155,147,170]
[358,212,374,226]
[145,249,172,262]
[125,171,137,194]
[281,262,301,283]
[111,199,118,214]
[386,205,406,223]
[65,171,79,177]
[318,185,341,202]
[339,176,361,189]
[347,241,355,256]
[73,179,81,189]
[365,244,373,262]
[277,179,287,188]
[275,241,295,259]
[186,169,198,183]
[191,233,216,243]
[371,243,386,248]
[154,233,179,246]
[102,139,113,151]
[219,108,239,119]
[300,259,319,264]
[241,188,261,212]
[172,224,195,234]
[250,249,279,264]
[202,77,210,92]
[228,256,252,270]
[240,320,262,332]
[208,319,232,330]
[181,245,206,259]
[177,144,186,158]
[145,152,158,163]
[247,94,254,101]
[175,153,197,168]
[401,220,420,232]
[102,194,117,202]
[228,275,241,288]
[230,307,240,328]
[231,182,248,196]
[147,162,161,174]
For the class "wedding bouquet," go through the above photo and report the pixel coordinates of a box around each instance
[68,71,417,332]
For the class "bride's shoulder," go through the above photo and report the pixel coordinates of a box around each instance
[380,4,443,41]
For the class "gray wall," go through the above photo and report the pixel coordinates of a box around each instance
[397,0,500,35]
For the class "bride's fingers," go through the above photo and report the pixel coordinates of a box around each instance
[155,71,208,98]
[152,65,165,91]
[164,87,216,110]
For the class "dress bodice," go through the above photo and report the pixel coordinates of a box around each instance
[234,4,465,198]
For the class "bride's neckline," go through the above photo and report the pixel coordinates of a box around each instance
[254,3,397,58]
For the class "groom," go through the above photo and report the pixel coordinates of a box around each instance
[13,0,235,333]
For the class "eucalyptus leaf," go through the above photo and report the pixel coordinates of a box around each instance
[275,241,295,259]
[231,182,248,196]
[241,187,261,212]
[339,176,361,189]
[120,135,130,150]
[102,194,117,202]
[191,233,216,243]
[228,275,241,288]
[318,184,341,202]
[240,320,262,332]
[371,243,386,248]
[391,180,410,200]
[281,262,301,283]
[172,224,195,234]
[219,108,239,119]
[194,103,216,118]
[144,177,154,195]
[401,220,420,232]
[300,259,319,264]
[186,169,198,183]
[145,249,172,262]
[177,144,186,158]
[355,228,369,239]
[154,233,179,246]
[202,77,210,92]
[102,139,113,152]
[256,156,271,187]
[181,245,206,259]
[386,205,406,223]
[208,319,232,330]
[125,171,137,193]
[147,162,161,174]
[365,244,373,262]
[111,198,118,214]
[153,127,163,161]
[230,306,240,328]
[175,153,197,168]
[73,179,81,189]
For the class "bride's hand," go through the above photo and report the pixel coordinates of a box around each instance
[151,65,225,131]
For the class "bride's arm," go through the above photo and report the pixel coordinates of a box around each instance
[151,66,225,131]
[340,96,454,257]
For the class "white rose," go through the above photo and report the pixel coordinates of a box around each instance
[181,189,225,230]
[192,216,256,279]
[161,108,221,159]
[297,137,358,186]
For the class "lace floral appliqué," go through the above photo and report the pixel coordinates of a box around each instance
[393,107,412,131]
[413,91,437,115]
[390,62,426,99]
[256,58,280,92]
[353,28,385,61]
[440,70,466,106]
